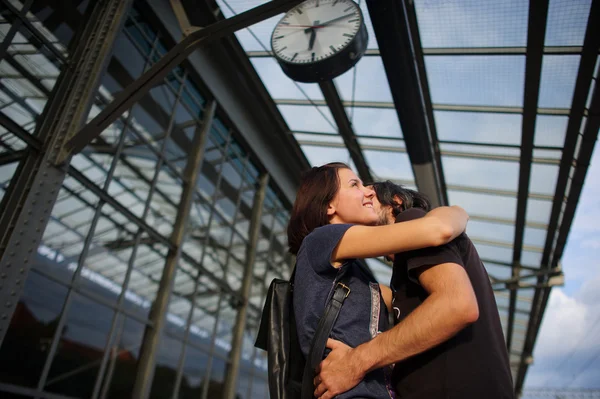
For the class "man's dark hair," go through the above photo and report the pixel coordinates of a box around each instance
[371,180,432,219]
[287,162,350,255]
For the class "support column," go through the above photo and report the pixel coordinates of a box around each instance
[132,100,217,399]
[0,0,133,346]
[222,173,269,399]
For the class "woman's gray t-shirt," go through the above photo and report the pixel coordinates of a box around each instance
[293,224,394,399]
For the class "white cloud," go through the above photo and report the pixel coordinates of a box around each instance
[525,143,600,391]
[533,289,591,357]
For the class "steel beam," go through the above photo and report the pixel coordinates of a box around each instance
[222,173,269,399]
[0,0,132,347]
[246,46,586,57]
[0,150,26,166]
[319,81,372,182]
[276,98,574,115]
[131,100,216,399]
[514,1,600,393]
[365,0,445,207]
[64,0,304,161]
[507,0,549,357]
[403,0,448,205]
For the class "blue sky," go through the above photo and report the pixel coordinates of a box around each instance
[522,139,600,392]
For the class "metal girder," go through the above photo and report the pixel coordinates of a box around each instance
[507,0,549,359]
[223,173,269,399]
[0,150,26,166]
[104,236,159,250]
[246,46,586,57]
[275,98,574,115]
[63,0,304,162]
[319,81,372,182]
[365,0,446,207]
[514,1,600,394]
[0,0,132,347]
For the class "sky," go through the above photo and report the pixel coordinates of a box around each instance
[522,140,600,392]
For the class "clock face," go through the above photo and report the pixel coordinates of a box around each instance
[271,0,363,65]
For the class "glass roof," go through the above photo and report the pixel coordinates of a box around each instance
[215,0,596,386]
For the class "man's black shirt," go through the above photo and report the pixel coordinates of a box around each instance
[390,208,514,399]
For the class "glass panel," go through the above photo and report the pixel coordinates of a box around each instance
[473,243,513,263]
[538,55,580,109]
[150,334,182,398]
[467,220,515,246]
[0,161,20,204]
[535,115,568,147]
[415,0,529,48]
[207,357,227,395]
[248,376,269,399]
[348,107,402,138]
[236,368,252,399]
[442,156,519,191]
[425,56,526,106]
[435,111,522,145]
[524,227,548,249]
[525,198,553,225]
[545,0,592,46]
[521,250,543,267]
[334,57,393,102]
[448,190,517,221]
[45,294,114,398]
[300,145,355,168]
[234,15,280,52]
[178,347,209,398]
[483,262,512,281]
[278,104,336,133]
[529,163,559,195]
[0,270,68,387]
[103,317,145,398]
[250,57,323,100]
[362,150,414,182]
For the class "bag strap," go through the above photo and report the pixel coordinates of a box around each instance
[301,273,352,398]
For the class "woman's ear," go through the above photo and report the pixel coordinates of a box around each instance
[327,202,336,216]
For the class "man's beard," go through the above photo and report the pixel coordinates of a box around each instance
[376,208,390,226]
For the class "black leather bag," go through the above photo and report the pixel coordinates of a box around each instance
[255,269,350,399]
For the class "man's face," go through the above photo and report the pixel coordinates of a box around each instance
[369,187,395,226]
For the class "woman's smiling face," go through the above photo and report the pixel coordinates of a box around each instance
[327,168,378,226]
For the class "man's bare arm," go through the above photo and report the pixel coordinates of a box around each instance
[314,262,479,399]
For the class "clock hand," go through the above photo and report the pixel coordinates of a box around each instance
[308,28,316,50]
[303,13,355,33]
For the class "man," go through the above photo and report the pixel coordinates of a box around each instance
[313,181,514,399]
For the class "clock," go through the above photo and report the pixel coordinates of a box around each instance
[270,0,368,83]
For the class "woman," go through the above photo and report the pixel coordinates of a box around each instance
[288,162,468,399]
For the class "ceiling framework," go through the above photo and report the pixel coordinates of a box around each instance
[213,0,599,394]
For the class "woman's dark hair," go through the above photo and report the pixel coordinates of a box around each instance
[370,180,431,220]
[287,162,350,255]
